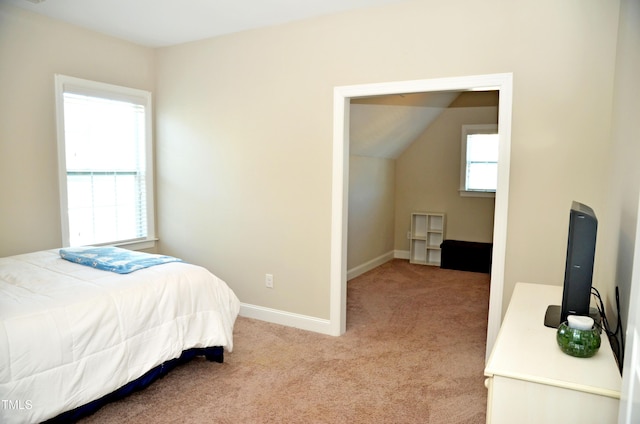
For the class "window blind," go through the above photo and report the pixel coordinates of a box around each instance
[62,92,148,246]
[465,133,498,192]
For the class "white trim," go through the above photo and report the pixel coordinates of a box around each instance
[331,73,513,359]
[239,303,333,335]
[394,250,410,260]
[54,74,155,249]
[54,75,71,246]
[459,189,496,198]
[329,93,350,336]
[488,73,513,360]
[112,238,157,251]
[460,124,499,196]
[619,181,640,422]
[347,251,394,281]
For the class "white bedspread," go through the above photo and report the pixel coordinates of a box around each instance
[0,250,240,424]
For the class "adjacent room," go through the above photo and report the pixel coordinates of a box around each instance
[347,90,498,278]
[1,0,639,422]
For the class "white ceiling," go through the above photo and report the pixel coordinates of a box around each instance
[4,0,409,47]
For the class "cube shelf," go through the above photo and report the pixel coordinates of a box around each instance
[409,212,446,266]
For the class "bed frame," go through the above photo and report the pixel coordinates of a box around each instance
[44,346,224,423]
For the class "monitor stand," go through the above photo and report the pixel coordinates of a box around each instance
[544,305,601,329]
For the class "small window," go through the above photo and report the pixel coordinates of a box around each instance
[55,75,155,248]
[460,124,498,197]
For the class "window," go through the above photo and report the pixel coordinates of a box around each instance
[460,124,499,197]
[55,75,155,248]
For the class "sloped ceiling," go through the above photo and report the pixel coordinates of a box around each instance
[349,90,499,159]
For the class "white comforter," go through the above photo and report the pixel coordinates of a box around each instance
[0,250,240,424]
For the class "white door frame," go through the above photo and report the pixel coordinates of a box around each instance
[329,73,513,359]
[619,192,640,422]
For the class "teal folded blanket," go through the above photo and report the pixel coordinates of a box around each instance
[59,246,182,274]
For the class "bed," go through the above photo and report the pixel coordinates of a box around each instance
[0,248,240,424]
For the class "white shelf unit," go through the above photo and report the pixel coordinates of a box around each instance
[409,212,445,266]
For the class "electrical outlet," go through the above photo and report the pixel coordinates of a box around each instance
[407,231,412,239]
[265,274,274,288]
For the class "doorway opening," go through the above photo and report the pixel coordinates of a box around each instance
[330,73,513,359]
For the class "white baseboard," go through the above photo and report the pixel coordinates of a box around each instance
[347,251,395,281]
[240,250,411,336]
[346,250,411,280]
[239,303,334,335]
[394,250,410,260]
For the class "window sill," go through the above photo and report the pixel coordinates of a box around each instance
[93,238,158,251]
[459,189,496,198]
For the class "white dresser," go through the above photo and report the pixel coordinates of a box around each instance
[484,282,622,423]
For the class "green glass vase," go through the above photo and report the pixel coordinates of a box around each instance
[556,320,601,358]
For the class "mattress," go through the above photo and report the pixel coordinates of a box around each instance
[0,249,240,424]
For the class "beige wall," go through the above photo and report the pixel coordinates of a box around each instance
[598,0,640,331]
[395,103,498,251]
[0,4,156,257]
[347,156,396,269]
[155,0,620,319]
[0,1,625,322]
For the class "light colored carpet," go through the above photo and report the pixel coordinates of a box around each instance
[80,259,490,423]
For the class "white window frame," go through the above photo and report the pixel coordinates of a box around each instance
[460,124,498,198]
[54,74,156,249]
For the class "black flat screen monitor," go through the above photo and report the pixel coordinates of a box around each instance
[544,201,599,328]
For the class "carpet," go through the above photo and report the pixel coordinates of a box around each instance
[79,259,490,423]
